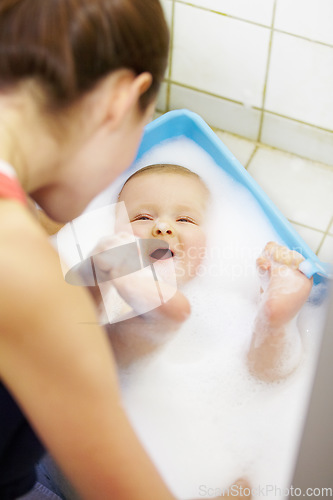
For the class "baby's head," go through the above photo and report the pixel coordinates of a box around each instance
[117,164,210,284]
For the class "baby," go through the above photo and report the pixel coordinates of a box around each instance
[91,164,313,380]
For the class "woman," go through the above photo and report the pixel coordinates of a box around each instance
[0,1,172,498]
[0,1,249,498]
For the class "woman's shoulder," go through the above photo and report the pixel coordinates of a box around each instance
[0,200,61,326]
[0,199,50,265]
[0,199,98,338]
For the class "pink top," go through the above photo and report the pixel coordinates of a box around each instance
[0,160,27,205]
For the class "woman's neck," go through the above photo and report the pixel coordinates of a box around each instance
[0,117,26,183]
[0,88,59,193]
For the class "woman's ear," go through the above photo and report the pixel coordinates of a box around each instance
[102,70,153,129]
[132,72,153,100]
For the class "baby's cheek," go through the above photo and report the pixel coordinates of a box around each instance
[131,223,149,240]
[184,233,207,268]
[192,233,207,258]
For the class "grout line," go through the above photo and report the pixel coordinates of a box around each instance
[211,126,261,151]
[261,109,333,135]
[327,216,333,234]
[288,219,327,234]
[167,80,253,107]
[166,81,333,135]
[245,145,259,171]
[166,0,175,112]
[175,0,273,30]
[174,0,333,49]
[287,219,326,256]
[315,216,333,255]
[257,0,277,142]
[287,219,330,256]
[328,216,333,235]
[316,234,328,256]
[238,133,333,170]
[274,28,333,49]
[155,101,333,171]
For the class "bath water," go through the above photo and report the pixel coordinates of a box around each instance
[86,137,328,499]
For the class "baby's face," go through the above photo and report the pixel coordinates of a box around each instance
[118,172,208,283]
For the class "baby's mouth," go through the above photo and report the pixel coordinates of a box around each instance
[149,248,174,261]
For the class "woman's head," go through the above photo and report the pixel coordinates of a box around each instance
[0,0,169,112]
[0,0,169,222]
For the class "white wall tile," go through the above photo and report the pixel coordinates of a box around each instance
[215,130,257,167]
[261,113,333,167]
[169,84,261,140]
[289,223,324,254]
[178,0,274,26]
[160,0,173,26]
[247,147,333,231]
[159,0,173,77]
[275,0,333,46]
[172,3,270,108]
[265,32,333,131]
[318,235,333,263]
[156,81,168,113]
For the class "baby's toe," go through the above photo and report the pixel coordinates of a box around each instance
[273,244,291,265]
[261,242,306,273]
[290,249,305,269]
[263,241,276,257]
[256,256,271,274]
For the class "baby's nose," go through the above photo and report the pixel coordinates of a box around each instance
[152,219,174,236]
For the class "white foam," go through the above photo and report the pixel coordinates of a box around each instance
[299,259,314,279]
[88,138,328,499]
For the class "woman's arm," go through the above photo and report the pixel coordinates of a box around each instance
[0,202,175,500]
[0,203,250,499]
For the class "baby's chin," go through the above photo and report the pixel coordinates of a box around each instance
[149,256,202,287]
[151,258,178,286]
[172,261,201,286]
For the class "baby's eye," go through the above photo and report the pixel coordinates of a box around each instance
[177,216,196,224]
[132,214,153,222]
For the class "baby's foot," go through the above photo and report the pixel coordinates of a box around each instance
[222,478,251,498]
[257,241,305,274]
[248,242,312,381]
[256,242,312,327]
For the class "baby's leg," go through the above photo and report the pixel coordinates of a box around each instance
[248,242,313,382]
[256,242,312,326]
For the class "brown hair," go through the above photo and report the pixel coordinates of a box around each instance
[0,0,169,112]
[118,164,210,198]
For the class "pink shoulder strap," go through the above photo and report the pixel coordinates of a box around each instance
[0,160,27,205]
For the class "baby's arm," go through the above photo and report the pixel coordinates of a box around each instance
[248,242,313,382]
[89,234,190,366]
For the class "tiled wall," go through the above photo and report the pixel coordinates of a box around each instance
[158,0,333,167]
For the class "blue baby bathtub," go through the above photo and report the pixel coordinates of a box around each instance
[135,109,330,286]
